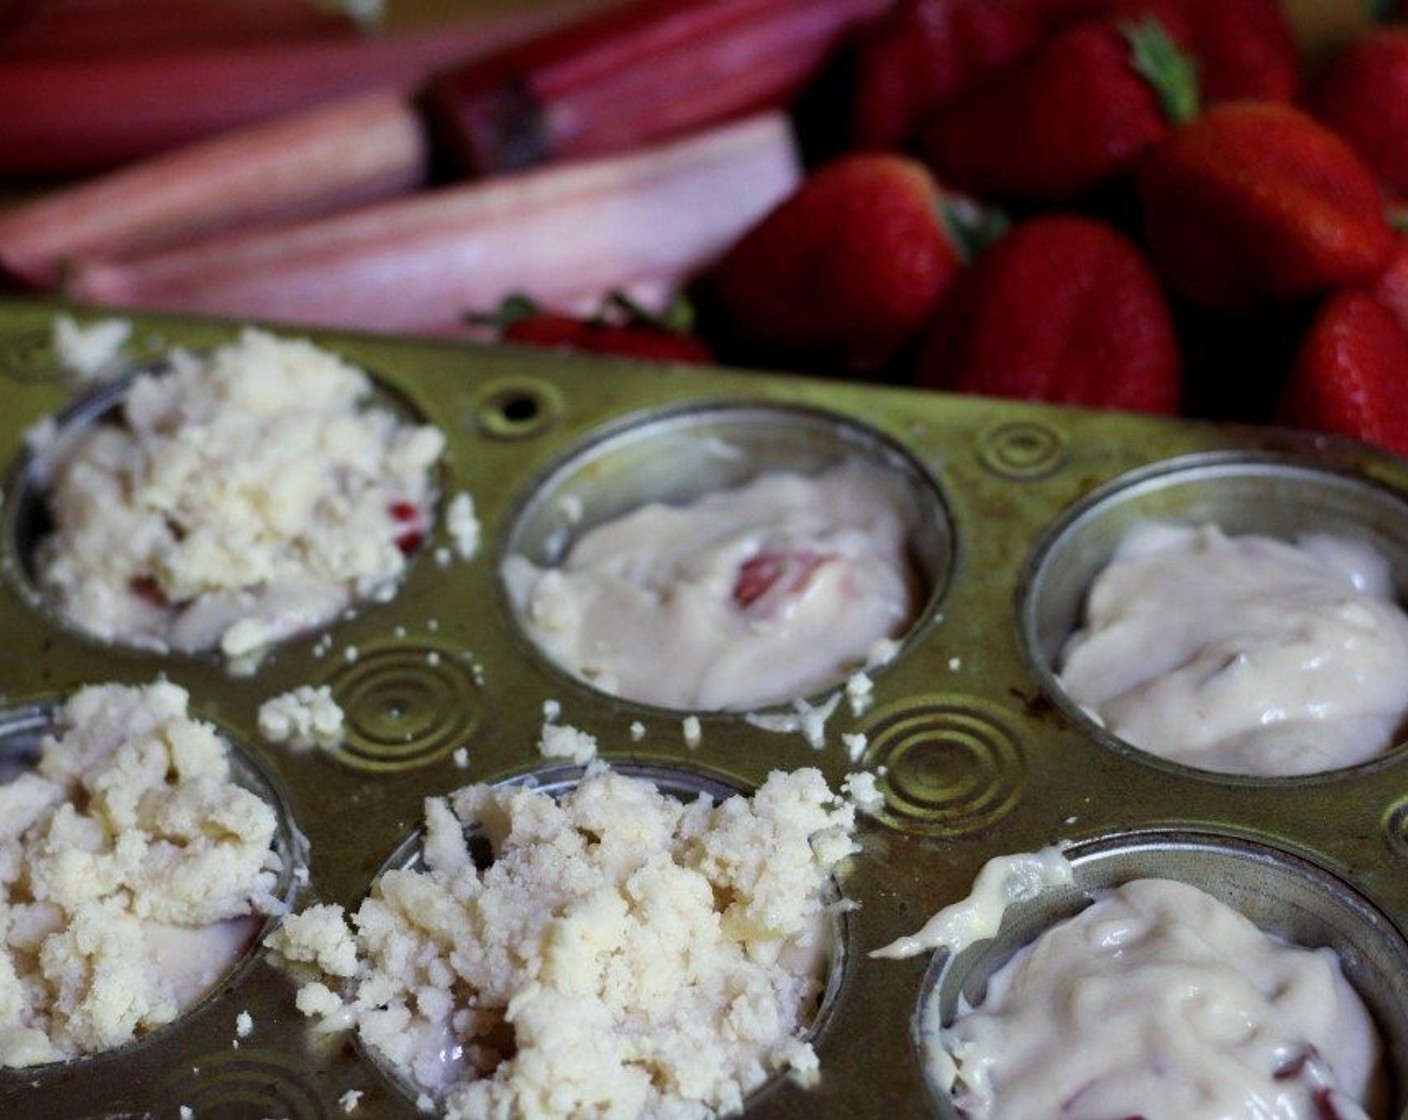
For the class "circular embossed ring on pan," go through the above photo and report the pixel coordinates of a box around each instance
[977,419,1068,481]
[0,324,59,384]
[325,644,481,772]
[860,695,1025,838]
[157,1049,328,1119]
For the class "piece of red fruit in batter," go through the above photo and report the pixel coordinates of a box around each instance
[732,550,831,613]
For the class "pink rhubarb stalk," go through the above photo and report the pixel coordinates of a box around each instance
[0,0,610,178]
[421,0,892,176]
[0,89,428,289]
[0,0,359,58]
[66,111,802,336]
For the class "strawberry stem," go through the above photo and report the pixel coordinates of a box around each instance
[1123,15,1200,126]
[940,195,1010,264]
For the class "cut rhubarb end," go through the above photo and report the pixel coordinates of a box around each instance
[0,0,611,178]
[420,0,888,177]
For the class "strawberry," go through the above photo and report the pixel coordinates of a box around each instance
[1136,101,1395,313]
[1311,28,1408,201]
[704,151,983,375]
[477,292,714,364]
[1275,289,1408,458]
[1030,0,1298,102]
[917,14,1197,203]
[848,0,1038,151]
[916,214,1181,414]
[732,549,832,614]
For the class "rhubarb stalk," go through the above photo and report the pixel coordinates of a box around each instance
[67,111,802,336]
[0,0,360,58]
[420,0,892,176]
[0,0,612,177]
[0,89,428,289]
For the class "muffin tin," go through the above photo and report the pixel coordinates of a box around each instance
[1,297,1406,1119]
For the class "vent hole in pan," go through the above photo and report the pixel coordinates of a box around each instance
[308,762,850,1117]
[499,402,953,714]
[1020,452,1408,781]
[473,379,561,440]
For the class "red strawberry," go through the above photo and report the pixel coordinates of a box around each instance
[706,152,975,375]
[848,0,1038,151]
[1029,0,1298,102]
[481,292,714,365]
[1136,101,1395,313]
[1173,0,1298,103]
[1312,28,1408,201]
[917,14,1197,202]
[1275,289,1408,458]
[916,214,1181,414]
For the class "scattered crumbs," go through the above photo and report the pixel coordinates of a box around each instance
[343,645,360,663]
[394,626,407,639]
[180,1109,193,1120]
[543,698,562,723]
[435,546,453,567]
[845,670,874,716]
[22,414,58,461]
[948,657,962,671]
[236,1010,253,1038]
[744,692,843,750]
[1064,815,1079,825]
[258,685,345,752]
[842,732,868,764]
[471,662,486,686]
[558,493,584,524]
[866,637,901,669]
[453,747,469,769]
[629,721,646,742]
[842,771,885,815]
[340,1088,364,1115]
[427,618,439,632]
[312,635,333,659]
[538,722,597,764]
[295,864,311,885]
[682,715,702,749]
[52,312,132,383]
[446,491,481,561]
[426,651,441,667]
[416,1093,435,1113]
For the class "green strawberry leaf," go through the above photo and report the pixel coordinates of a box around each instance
[941,195,1011,264]
[1123,15,1201,125]
[465,292,541,327]
[599,290,696,333]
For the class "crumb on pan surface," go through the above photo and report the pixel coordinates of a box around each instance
[269,765,858,1119]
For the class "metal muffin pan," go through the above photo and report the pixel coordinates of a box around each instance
[0,298,1405,1119]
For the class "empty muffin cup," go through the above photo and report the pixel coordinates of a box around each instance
[500,402,952,712]
[1020,452,1408,777]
